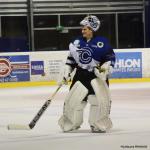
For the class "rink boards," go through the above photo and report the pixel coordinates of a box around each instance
[0,48,150,85]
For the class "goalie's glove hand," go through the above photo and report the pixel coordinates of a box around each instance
[94,61,113,81]
[57,64,72,85]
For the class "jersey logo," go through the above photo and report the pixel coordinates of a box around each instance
[97,42,104,48]
[73,40,80,47]
[77,47,93,64]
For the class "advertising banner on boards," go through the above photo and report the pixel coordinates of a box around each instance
[111,52,142,78]
[0,55,30,82]
[31,61,44,75]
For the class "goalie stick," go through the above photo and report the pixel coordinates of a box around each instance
[7,82,64,130]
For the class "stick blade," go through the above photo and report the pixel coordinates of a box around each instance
[7,124,30,130]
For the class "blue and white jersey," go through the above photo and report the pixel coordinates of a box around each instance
[66,36,115,72]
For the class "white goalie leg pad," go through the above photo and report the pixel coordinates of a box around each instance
[89,78,112,131]
[58,81,88,132]
[88,95,99,126]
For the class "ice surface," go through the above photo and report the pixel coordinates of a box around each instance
[0,82,150,150]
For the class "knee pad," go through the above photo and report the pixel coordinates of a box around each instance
[58,81,88,132]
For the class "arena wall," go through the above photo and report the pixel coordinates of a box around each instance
[0,48,150,83]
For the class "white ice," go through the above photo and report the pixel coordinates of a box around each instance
[0,82,150,150]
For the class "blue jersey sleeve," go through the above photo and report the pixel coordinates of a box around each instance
[104,47,116,67]
[99,37,116,67]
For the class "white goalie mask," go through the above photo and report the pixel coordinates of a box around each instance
[80,15,100,32]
